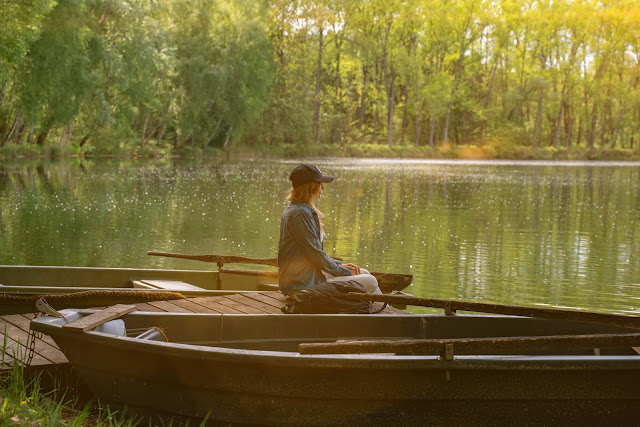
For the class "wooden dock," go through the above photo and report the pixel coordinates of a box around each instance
[0,291,406,369]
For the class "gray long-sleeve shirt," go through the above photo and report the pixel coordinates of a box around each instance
[277,200,351,295]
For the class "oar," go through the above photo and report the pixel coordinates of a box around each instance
[147,251,278,266]
[147,251,413,293]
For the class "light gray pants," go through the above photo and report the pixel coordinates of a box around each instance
[324,268,382,295]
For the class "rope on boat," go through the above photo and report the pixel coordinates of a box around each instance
[0,289,185,309]
[147,326,169,342]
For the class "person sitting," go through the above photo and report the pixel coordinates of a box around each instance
[277,163,380,300]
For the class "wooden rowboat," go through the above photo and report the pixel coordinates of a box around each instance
[0,259,413,314]
[0,254,412,294]
[30,308,640,424]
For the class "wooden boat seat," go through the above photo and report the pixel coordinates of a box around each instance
[132,280,206,291]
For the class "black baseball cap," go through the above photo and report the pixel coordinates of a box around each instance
[289,163,335,187]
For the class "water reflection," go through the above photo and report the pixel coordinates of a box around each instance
[1,158,639,315]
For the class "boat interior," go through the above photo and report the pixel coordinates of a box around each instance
[47,310,640,357]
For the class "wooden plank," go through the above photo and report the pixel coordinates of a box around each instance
[261,291,286,302]
[133,303,166,312]
[0,318,32,348]
[243,292,286,309]
[348,293,640,330]
[178,297,220,313]
[299,332,640,355]
[170,298,217,314]
[145,301,190,313]
[633,347,640,355]
[225,294,282,314]
[0,329,49,366]
[139,280,205,291]
[187,297,242,314]
[208,296,265,314]
[62,305,136,333]
[2,315,67,363]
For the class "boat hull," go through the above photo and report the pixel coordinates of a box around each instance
[31,312,640,424]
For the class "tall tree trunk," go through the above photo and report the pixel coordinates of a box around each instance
[380,21,394,147]
[79,134,90,148]
[26,123,35,144]
[532,91,544,147]
[586,110,597,150]
[609,105,625,149]
[143,105,170,147]
[313,26,324,143]
[36,117,54,146]
[207,118,223,147]
[59,126,67,146]
[332,30,343,143]
[3,107,21,146]
[359,66,368,133]
[443,7,475,145]
[0,82,6,111]
[554,40,579,148]
[157,123,166,146]
[443,93,455,145]
[387,68,396,148]
[64,120,74,147]
[429,117,436,147]
[564,105,573,148]
[334,32,342,114]
[553,101,564,148]
[414,109,421,147]
[413,36,421,147]
[399,84,408,145]
[479,61,498,141]
[222,122,234,150]
[140,114,149,147]
[599,109,608,148]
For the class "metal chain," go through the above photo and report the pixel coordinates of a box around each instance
[25,313,42,367]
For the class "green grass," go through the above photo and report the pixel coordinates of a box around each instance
[0,358,211,426]
[0,334,188,426]
[0,334,90,425]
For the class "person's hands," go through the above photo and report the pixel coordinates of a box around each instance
[342,263,361,275]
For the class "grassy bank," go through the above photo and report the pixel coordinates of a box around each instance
[0,361,210,426]
[1,140,640,161]
[0,363,98,426]
[0,355,149,426]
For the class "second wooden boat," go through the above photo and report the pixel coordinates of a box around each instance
[31,309,640,425]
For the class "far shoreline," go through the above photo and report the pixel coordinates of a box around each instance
[1,142,640,162]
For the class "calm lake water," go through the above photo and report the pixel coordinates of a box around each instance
[1,158,639,314]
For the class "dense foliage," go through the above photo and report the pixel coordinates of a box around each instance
[1,0,640,157]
